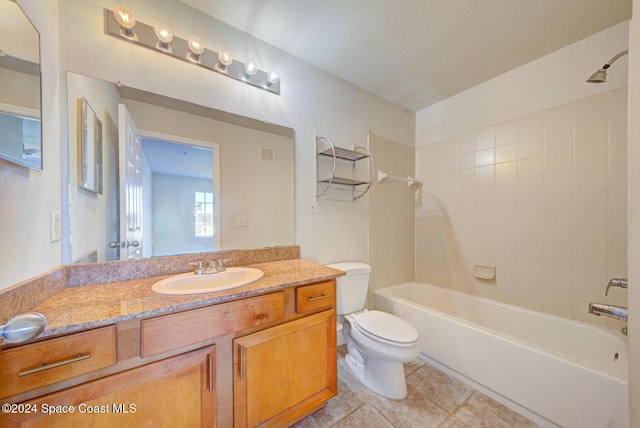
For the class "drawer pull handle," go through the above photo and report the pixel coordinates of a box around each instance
[308,294,331,302]
[19,353,91,377]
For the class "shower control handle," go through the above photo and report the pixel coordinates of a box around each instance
[605,278,628,296]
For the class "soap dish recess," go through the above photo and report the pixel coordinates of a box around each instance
[474,264,495,280]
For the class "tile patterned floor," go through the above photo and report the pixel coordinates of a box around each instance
[292,346,540,428]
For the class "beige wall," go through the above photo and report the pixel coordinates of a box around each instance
[0,0,63,289]
[0,68,40,110]
[62,0,415,270]
[368,133,415,307]
[416,89,627,329]
[0,0,415,290]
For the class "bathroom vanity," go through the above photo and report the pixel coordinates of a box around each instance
[0,254,341,427]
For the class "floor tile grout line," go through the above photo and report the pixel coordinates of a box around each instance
[404,358,474,420]
[448,390,477,419]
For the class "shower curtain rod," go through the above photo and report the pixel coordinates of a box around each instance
[377,170,420,187]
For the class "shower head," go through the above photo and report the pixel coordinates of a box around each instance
[586,49,628,83]
[586,68,608,83]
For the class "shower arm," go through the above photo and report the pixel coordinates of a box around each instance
[600,49,629,70]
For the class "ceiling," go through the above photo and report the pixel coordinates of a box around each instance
[181,0,632,111]
[1,0,39,63]
[141,138,213,180]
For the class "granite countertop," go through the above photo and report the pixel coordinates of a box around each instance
[32,259,344,339]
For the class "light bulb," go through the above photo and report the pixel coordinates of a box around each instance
[113,5,136,39]
[187,36,204,55]
[217,50,233,70]
[266,70,280,86]
[154,23,173,53]
[187,36,204,63]
[244,61,257,79]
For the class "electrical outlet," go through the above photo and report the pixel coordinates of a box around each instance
[50,211,61,242]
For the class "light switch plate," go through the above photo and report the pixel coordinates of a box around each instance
[236,216,248,227]
[50,211,61,242]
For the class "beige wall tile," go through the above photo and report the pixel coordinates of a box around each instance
[414,88,627,326]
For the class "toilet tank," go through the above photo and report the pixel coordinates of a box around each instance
[327,262,371,315]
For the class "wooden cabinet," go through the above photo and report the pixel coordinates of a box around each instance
[1,280,337,428]
[295,281,335,313]
[141,292,284,357]
[0,346,216,428]
[233,310,337,427]
[0,326,116,400]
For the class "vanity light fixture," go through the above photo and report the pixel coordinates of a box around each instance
[113,5,137,40]
[153,22,173,53]
[104,8,281,94]
[187,35,204,63]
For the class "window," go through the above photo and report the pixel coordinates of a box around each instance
[195,191,214,237]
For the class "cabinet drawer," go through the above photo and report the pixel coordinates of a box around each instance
[141,292,285,358]
[0,326,116,399]
[296,281,335,313]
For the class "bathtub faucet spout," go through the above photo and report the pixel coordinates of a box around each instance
[588,303,628,321]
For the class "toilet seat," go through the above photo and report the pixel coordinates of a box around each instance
[350,310,419,347]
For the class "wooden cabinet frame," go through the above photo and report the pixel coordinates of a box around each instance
[233,310,337,427]
[0,346,216,428]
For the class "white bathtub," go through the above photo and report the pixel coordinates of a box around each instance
[374,282,629,428]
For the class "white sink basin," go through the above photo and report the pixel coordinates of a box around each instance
[151,267,264,295]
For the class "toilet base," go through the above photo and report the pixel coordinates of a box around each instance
[345,351,408,400]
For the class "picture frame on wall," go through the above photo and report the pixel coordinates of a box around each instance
[78,97,103,194]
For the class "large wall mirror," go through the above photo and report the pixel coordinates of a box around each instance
[0,0,41,170]
[67,72,294,264]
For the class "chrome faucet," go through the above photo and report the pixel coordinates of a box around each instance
[190,259,227,275]
[589,278,629,336]
[605,278,628,295]
[215,259,226,272]
[588,303,628,321]
[190,261,204,275]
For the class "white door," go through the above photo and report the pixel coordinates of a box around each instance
[118,103,143,260]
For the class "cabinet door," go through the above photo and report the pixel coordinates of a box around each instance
[234,310,336,428]
[0,346,216,428]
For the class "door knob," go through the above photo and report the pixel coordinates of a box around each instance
[108,240,140,248]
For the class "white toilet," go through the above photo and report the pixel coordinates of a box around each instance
[328,262,420,399]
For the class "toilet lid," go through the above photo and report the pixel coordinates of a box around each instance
[352,310,419,344]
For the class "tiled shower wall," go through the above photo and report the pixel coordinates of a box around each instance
[415,88,627,328]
